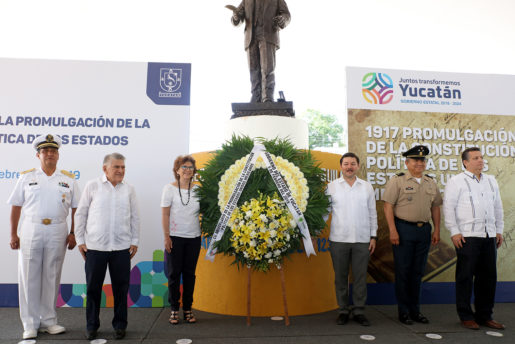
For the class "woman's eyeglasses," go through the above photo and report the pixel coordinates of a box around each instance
[181,165,194,170]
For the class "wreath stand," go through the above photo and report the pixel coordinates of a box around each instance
[246,264,290,326]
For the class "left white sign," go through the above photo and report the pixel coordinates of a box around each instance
[0,58,191,306]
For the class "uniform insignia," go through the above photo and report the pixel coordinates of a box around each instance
[59,182,70,188]
[397,172,405,176]
[21,168,36,175]
[61,170,75,179]
[406,186,414,191]
[424,174,434,179]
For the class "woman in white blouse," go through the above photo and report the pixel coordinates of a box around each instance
[161,155,201,324]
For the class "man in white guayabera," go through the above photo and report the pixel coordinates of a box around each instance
[443,147,505,331]
[75,153,140,340]
[325,152,377,327]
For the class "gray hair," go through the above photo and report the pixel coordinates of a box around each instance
[103,152,126,166]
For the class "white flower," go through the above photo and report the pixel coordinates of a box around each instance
[269,230,277,238]
[243,252,249,258]
[249,240,256,247]
[265,252,272,259]
[250,231,257,238]
[286,233,291,241]
[259,214,268,223]
[245,210,252,218]
[266,239,273,246]
[268,259,274,263]
[290,219,296,227]
[273,249,281,257]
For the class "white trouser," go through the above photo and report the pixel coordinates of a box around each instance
[18,220,68,331]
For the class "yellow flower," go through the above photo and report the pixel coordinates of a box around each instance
[240,232,251,245]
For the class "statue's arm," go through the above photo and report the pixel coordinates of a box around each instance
[231,2,245,26]
[274,0,291,29]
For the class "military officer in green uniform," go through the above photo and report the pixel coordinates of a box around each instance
[383,145,442,325]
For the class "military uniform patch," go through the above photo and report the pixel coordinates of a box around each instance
[21,168,36,175]
[61,170,75,179]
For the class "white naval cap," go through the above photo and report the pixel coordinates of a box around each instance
[33,134,62,151]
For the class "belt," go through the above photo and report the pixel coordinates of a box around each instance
[394,217,428,228]
[30,217,66,225]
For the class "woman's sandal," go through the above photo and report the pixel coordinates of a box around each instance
[169,310,179,325]
[184,310,197,324]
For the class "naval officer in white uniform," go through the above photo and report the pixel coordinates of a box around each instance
[8,134,79,340]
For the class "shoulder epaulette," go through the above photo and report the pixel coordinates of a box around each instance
[396,172,405,176]
[20,168,36,175]
[61,170,75,179]
[424,174,434,179]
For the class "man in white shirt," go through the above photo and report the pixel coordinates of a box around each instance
[75,153,140,340]
[326,153,377,326]
[443,147,504,331]
[8,134,79,340]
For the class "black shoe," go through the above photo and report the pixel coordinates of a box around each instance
[354,314,370,326]
[86,330,97,340]
[115,328,126,340]
[337,313,350,325]
[411,313,429,324]
[399,313,413,325]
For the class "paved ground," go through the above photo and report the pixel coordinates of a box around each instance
[1,304,513,343]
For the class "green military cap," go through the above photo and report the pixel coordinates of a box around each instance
[402,145,429,158]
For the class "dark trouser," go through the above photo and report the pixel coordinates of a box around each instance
[455,236,497,322]
[166,236,201,311]
[247,39,277,102]
[85,249,130,331]
[392,220,431,317]
[329,241,370,315]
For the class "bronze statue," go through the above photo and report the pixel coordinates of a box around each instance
[227,0,290,103]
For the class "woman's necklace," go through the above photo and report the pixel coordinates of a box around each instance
[178,179,191,206]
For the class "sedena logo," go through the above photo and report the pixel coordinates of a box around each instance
[362,72,393,104]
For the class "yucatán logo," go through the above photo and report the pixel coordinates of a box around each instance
[159,68,182,97]
[146,62,191,105]
[362,72,393,104]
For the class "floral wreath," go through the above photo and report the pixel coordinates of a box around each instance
[218,154,309,213]
[197,136,329,272]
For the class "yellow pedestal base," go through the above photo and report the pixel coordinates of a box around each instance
[191,150,342,316]
[193,231,336,316]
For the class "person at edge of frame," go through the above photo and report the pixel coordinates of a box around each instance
[443,147,505,331]
[7,134,79,340]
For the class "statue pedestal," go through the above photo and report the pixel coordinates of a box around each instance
[231,102,295,118]
[225,102,308,149]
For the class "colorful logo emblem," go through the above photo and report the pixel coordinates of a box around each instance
[362,73,393,104]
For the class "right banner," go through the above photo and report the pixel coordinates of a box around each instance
[346,67,514,302]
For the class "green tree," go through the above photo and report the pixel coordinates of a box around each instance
[301,109,344,149]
